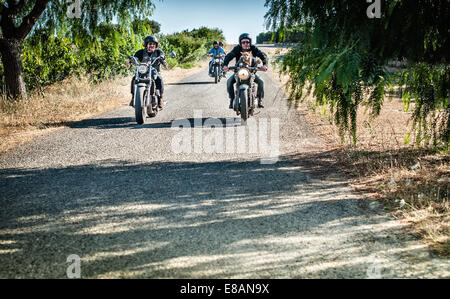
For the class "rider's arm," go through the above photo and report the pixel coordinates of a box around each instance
[254,47,268,67]
[253,47,268,71]
[127,50,142,67]
[223,48,237,67]
[158,49,169,68]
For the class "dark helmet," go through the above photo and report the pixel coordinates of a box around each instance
[219,41,224,47]
[213,40,219,46]
[239,33,252,45]
[143,35,159,47]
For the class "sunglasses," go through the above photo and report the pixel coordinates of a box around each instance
[241,41,250,44]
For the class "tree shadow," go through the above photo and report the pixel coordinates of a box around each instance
[167,81,216,86]
[68,117,244,130]
[0,152,444,278]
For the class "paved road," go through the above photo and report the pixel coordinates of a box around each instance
[0,59,448,278]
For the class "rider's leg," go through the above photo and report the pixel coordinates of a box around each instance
[156,74,164,109]
[255,74,265,108]
[209,61,214,76]
[129,76,135,107]
[222,65,227,78]
[227,76,236,109]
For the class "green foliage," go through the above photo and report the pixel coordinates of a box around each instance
[160,34,206,64]
[0,0,158,99]
[165,57,178,69]
[21,31,80,89]
[0,24,224,93]
[159,27,225,64]
[132,19,161,35]
[399,63,450,149]
[257,28,304,44]
[265,0,449,148]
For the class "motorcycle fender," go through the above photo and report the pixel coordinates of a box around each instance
[239,84,249,90]
[134,84,147,106]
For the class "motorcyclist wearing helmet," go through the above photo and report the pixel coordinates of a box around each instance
[219,41,226,54]
[127,35,169,109]
[223,33,268,109]
[208,41,226,77]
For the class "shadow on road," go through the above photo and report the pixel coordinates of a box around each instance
[69,117,244,130]
[0,151,430,278]
[167,81,217,86]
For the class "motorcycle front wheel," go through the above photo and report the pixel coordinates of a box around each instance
[135,86,146,125]
[214,66,218,84]
[239,89,248,124]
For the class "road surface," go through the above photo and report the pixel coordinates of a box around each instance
[0,56,448,278]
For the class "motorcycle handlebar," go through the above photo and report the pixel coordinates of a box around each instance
[228,66,262,71]
[129,55,164,66]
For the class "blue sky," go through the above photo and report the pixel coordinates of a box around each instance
[151,0,269,44]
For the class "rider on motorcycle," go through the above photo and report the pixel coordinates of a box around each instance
[208,41,226,77]
[127,35,168,109]
[223,33,268,109]
[219,41,226,54]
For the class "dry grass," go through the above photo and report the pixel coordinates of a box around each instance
[0,61,209,153]
[266,47,449,257]
[0,75,129,152]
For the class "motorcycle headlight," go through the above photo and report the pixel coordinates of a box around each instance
[215,59,220,63]
[138,64,148,74]
[237,68,250,80]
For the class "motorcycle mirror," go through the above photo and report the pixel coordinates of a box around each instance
[170,51,177,58]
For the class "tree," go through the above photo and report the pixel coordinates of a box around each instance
[0,0,156,100]
[0,0,49,99]
[132,19,160,35]
[264,0,449,147]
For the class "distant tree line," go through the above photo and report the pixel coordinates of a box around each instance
[256,28,304,44]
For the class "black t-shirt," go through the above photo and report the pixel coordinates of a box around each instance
[133,49,166,72]
[223,45,268,67]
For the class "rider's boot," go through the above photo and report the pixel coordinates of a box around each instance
[229,98,234,109]
[129,95,134,107]
[158,96,164,109]
[258,98,264,108]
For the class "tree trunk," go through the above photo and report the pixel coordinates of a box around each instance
[0,38,28,100]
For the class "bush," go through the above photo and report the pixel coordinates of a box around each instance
[160,34,206,64]
[21,31,80,90]
[165,57,178,69]
[159,27,225,65]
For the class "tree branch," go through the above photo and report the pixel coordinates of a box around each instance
[14,0,50,41]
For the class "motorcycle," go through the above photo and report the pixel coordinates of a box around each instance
[229,62,263,124]
[209,54,225,84]
[128,52,176,125]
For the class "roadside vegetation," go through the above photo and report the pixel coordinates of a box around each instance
[0,1,224,153]
[263,0,448,256]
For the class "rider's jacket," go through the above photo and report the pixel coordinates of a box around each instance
[133,49,166,72]
[223,45,268,67]
[208,47,226,57]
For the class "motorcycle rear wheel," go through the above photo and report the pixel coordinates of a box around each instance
[147,94,158,118]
